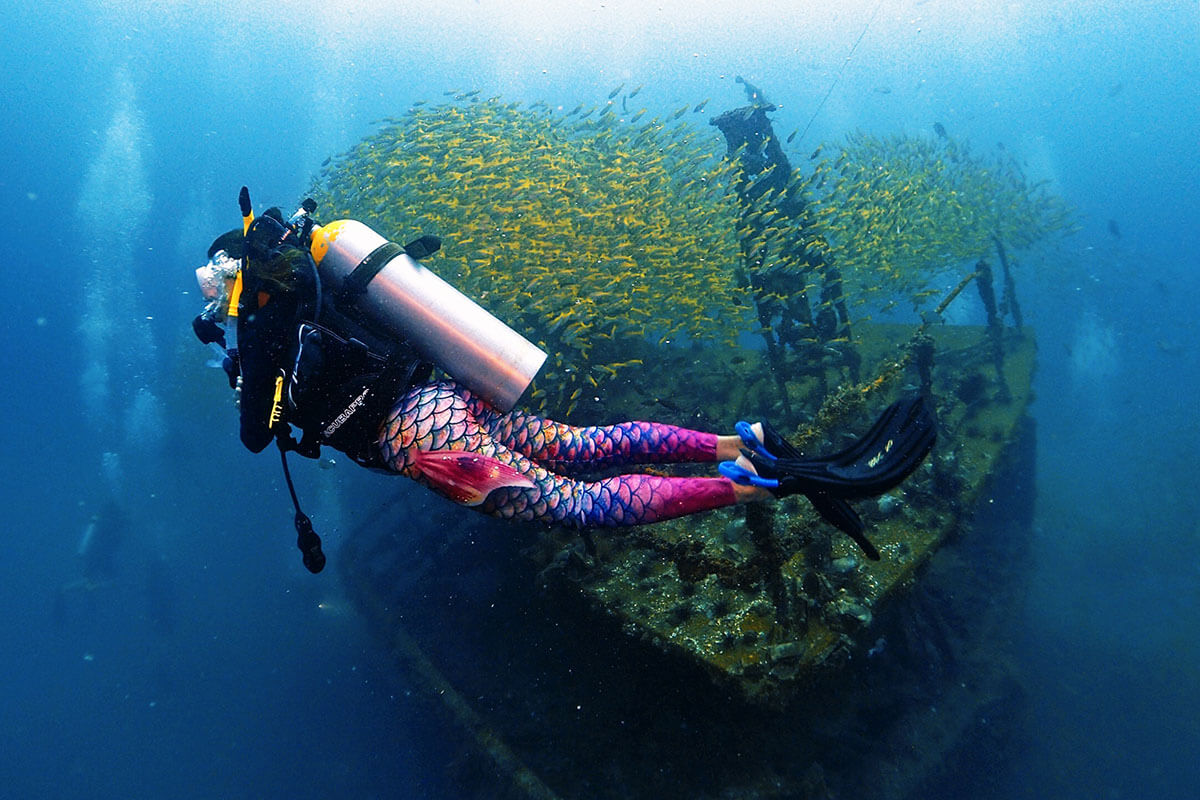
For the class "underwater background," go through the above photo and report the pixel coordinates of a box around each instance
[1,1,1197,797]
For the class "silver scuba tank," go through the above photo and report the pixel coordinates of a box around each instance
[309,219,546,412]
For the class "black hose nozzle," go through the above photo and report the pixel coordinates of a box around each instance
[294,511,326,574]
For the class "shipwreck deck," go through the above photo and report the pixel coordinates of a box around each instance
[337,322,1037,799]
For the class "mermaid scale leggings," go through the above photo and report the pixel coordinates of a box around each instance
[377,381,738,527]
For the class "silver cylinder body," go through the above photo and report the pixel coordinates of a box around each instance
[312,219,546,412]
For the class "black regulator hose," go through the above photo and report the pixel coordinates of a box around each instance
[278,439,326,574]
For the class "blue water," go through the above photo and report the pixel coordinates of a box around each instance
[2,1,1197,797]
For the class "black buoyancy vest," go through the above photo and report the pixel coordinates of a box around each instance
[287,321,431,466]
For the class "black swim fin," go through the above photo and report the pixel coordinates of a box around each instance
[762,396,936,498]
[748,396,936,559]
[806,492,877,561]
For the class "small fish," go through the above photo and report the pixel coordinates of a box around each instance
[809,146,821,160]
[735,75,765,104]
[628,83,643,98]
[655,397,682,412]
[787,128,799,143]
[607,83,625,99]
[1107,219,1121,238]
[933,121,948,139]
[692,98,710,113]
[872,86,892,95]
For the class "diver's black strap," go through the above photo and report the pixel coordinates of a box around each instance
[362,353,431,423]
[336,241,403,305]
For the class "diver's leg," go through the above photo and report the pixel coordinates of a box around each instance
[482,470,744,528]
[376,381,749,526]
[462,391,740,468]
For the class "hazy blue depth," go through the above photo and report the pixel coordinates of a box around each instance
[1,1,1197,797]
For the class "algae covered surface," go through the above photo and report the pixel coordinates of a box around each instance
[525,324,1037,702]
[338,320,1040,796]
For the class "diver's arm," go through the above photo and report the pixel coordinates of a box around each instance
[234,286,298,453]
[235,315,278,453]
[235,262,319,451]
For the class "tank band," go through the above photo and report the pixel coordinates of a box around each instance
[336,241,404,305]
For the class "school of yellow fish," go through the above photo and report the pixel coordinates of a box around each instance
[309,96,1072,415]
[793,131,1075,314]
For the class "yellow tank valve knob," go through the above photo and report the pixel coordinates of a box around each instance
[309,220,349,266]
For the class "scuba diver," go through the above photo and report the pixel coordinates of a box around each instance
[77,499,125,583]
[53,498,126,628]
[192,188,935,573]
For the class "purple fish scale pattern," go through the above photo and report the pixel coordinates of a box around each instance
[480,473,728,527]
[377,381,733,527]
[466,401,718,467]
[379,382,486,472]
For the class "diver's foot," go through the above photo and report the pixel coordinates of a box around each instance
[725,455,772,502]
[719,452,774,493]
[746,421,764,447]
[717,422,764,461]
[736,419,798,464]
[734,420,765,451]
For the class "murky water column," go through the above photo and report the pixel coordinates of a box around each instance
[1067,311,1120,426]
[76,67,163,496]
